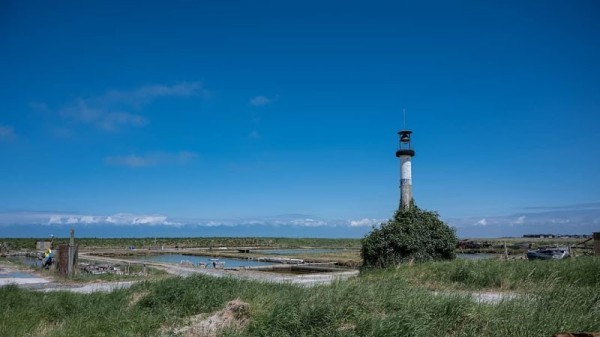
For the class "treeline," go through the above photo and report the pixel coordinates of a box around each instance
[522,234,591,238]
[0,237,362,251]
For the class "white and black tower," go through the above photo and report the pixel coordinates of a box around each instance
[395,130,415,209]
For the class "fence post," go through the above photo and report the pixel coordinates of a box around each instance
[68,229,75,277]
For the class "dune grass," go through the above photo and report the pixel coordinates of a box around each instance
[394,256,600,290]
[1,257,599,337]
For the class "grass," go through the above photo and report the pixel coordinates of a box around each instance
[0,237,363,251]
[1,257,599,337]
[394,256,600,290]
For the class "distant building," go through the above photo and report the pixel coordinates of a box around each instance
[36,241,52,250]
[522,234,591,239]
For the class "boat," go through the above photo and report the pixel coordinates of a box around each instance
[527,247,570,260]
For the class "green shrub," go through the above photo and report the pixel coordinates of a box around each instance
[361,205,458,268]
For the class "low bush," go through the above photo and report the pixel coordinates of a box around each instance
[361,205,458,268]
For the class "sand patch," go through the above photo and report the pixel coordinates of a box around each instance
[128,290,149,307]
[163,299,250,337]
[337,322,356,332]
[31,321,64,337]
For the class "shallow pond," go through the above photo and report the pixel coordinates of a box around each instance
[124,254,274,268]
[456,253,497,260]
[5,256,41,268]
[251,248,357,255]
[0,271,37,279]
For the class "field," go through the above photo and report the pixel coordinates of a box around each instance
[2,236,593,258]
[1,255,599,337]
[0,237,362,251]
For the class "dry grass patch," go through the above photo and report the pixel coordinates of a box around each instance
[128,291,149,307]
[30,321,64,337]
[162,299,250,337]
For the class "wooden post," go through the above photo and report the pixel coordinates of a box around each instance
[68,229,75,277]
[569,245,573,258]
[594,232,600,256]
[504,241,508,260]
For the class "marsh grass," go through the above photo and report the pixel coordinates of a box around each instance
[1,258,599,337]
[394,257,600,290]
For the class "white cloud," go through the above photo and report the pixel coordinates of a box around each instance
[250,95,272,106]
[289,218,328,227]
[60,99,147,131]
[0,211,179,227]
[0,211,384,229]
[46,213,180,226]
[54,82,207,131]
[0,124,15,139]
[105,151,198,167]
[512,216,526,225]
[233,217,329,227]
[235,216,385,228]
[474,218,488,226]
[445,204,600,237]
[349,218,381,227]
[171,215,384,228]
[104,82,208,106]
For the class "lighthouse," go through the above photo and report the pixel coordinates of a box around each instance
[395,130,415,209]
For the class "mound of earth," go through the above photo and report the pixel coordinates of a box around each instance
[167,299,250,337]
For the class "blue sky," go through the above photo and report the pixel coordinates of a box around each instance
[1,1,599,238]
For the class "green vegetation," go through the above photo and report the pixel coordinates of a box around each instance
[2,257,598,337]
[3,236,590,260]
[395,256,600,290]
[0,237,362,251]
[361,206,458,268]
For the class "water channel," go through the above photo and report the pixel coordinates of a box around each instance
[456,253,497,260]
[124,254,274,268]
[251,248,357,255]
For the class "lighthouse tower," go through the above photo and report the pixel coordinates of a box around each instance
[395,130,415,209]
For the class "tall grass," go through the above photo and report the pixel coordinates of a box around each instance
[1,258,599,337]
[394,256,600,290]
